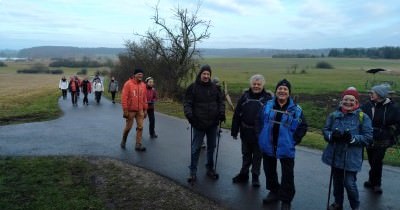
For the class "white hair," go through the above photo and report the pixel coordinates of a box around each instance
[249,74,265,86]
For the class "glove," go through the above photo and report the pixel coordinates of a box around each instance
[123,110,129,119]
[331,130,342,143]
[219,114,226,123]
[342,130,353,144]
[187,114,195,125]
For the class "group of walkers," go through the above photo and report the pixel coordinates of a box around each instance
[58,74,119,106]
[61,65,399,210]
[179,64,399,210]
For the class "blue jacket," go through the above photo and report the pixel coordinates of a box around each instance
[258,97,307,158]
[322,108,373,172]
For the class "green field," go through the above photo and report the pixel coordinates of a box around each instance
[205,57,400,94]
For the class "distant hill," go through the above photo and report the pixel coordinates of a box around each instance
[17,46,125,59]
[199,48,330,58]
[13,46,331,59]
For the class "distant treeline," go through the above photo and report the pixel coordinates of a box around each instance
[328,47,400,59]
[49,58,104,68]
[272,53,324,58]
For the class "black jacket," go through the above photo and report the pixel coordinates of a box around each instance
[184,76,225,130]
[231,89,272,137]
[361,98,400,147]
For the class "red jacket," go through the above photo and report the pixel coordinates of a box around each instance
[146,87,157,110]
[121,78,148,111]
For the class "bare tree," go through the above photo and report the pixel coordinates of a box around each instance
[113,2,211,99]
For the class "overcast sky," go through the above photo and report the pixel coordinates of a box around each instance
[1,0,399,50]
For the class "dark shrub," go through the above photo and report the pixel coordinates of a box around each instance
[315,61,334,69]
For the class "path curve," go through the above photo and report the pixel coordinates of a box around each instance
[1,94,399,210]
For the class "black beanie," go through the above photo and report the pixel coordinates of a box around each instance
[275,79,291,93]
[199,64,212,75]
[134,68,144,75]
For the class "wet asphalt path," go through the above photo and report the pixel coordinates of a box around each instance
[1,94,399,210]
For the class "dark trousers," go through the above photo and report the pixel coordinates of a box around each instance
[366,146,387,186]
[83,92,89,104]
[70,91,78,105]
[263,155,295,203]
[61,89,67,99]
[147,109,156,135]
[95,91,102,103]
[111,91,116,101]
[332,167,359,209]
[239,127,262,176]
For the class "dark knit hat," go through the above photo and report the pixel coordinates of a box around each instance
[134,68,144,75]
[275,79,291,93]
[199,64,212,75]
[342,89,360,101]
[371,84,390,99]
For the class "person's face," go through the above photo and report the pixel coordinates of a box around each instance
[250,80,263,94]
[369,91,380,102]
[147,79,154,87]
[134,73,143,81]
[341,95,358,111]
[276,86,290,101]
[200,71,211,83]
[111,77,115,81]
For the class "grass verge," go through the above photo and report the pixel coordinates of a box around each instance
[0,156,225,210]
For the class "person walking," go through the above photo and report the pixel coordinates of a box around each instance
[184,64,225,183]
[68,76,80,106]
[81,76,92,106]
[108,76,119,104]
[121,68,148,151]
[145,77,158,138]
[361,84,400,194]
[93,78,104,104]
[322,88,373,210]
[257,79,308,210]
[59,76,68,100]
[231,74,272,187]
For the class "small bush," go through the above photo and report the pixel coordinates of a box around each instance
[0,61,7,67]
[77,68,87,75]
[316,61,334,69]
[50,69,64,74]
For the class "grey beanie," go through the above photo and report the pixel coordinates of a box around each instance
[371,84,390,98]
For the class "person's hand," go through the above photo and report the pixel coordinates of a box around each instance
[342,130,353,144]
[219,114,226,123]
[331,130,342,143]
[123,110,129,119]
[232,135,238,140]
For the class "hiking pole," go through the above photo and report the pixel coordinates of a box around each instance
[326,141,337,210]
[187,125,196,185]
[212,121,222,180]
[343,143,348,188]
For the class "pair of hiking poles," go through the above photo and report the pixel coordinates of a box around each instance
[326,142,349,210]
[187,121,222,185]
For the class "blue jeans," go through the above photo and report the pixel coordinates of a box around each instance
[189,125,217,175]
[333,167,359,209]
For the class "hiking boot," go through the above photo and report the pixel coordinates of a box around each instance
[135,144,146,152]
[364,181,373,189]
[150,134,158,138]
[328,203,343,210]
[373,186,383,194]
[262,192,279,204]
[252,174,260,187]
[232,173,249,183]
[281,202,291,210]
[201,141,206,149]
[120,140,126,149]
